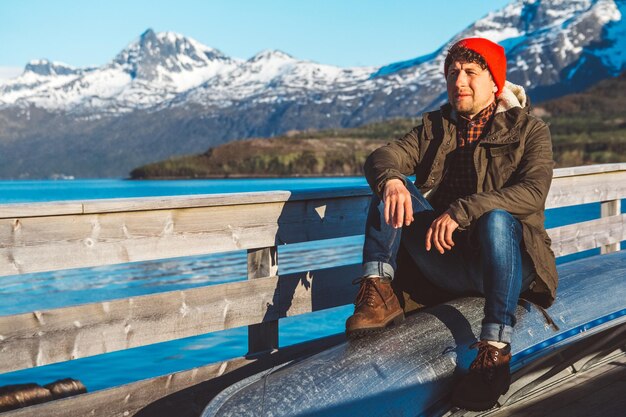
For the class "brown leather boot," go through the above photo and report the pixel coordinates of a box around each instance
[345,276,404,338]
[451,341,512,411]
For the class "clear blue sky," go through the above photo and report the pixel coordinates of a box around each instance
[0,0,511,77]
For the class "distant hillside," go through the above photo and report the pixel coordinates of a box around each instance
[535,71,626,167]
[536,71,626,117]
[130,119,419,178]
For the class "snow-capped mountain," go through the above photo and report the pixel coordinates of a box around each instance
[0,29,376,114]
[0,0,624,178]
[370,0,626,106]
[173,48,374,109]
[0,30,243,113]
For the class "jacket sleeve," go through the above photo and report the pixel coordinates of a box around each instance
[364,125,422,198]
[448,120,553,228]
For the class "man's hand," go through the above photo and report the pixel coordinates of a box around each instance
[383,179,414,228]
[425,211,459,254]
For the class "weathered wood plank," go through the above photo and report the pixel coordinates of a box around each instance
[0,264,358,373]
[546,171,626,209]
[247,246,279,355]
[552,163,626,178]
[0,187,373,219]
[548,214,626,257]
[80,187,373,214]
[1,333,346,417]
[0,277,276,374]
[601,200,622,254]
[278,264,360,317]
[0,195,369,277]
[0,201,85,219]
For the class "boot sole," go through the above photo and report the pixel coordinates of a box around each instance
[346,312,405,339]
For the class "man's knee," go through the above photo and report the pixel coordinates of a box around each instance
[476,209,518,241]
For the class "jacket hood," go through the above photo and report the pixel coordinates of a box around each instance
[496,81,528,113]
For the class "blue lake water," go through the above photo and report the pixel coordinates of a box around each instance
[0,178,622,392]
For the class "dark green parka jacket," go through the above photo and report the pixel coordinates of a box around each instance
[364,83,558,310]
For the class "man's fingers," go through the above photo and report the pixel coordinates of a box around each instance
[430,220,442,253]
[432,219,453,253]
[437,221,451,250]
[404,197,413,226]
[426,212,460,254]
[444,225,455,247]
[433,235,444,254]
[382,181,413,227]
[439,227,452,251]
[396,200,404,228]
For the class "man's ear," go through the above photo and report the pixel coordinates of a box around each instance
[489,73,498,93]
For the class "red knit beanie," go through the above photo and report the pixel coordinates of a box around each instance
[444,38,507,97]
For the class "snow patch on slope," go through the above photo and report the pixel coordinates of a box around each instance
[591,0,626,73]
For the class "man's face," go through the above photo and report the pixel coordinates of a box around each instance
[446,60,497,119]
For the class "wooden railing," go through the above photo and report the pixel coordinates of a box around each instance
[0,163,625,417]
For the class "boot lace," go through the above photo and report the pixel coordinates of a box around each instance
[352,277,388,308]
[469,341,502,381]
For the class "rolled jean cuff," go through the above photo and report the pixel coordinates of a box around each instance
[480,323,514,344]
[363,261,394,280]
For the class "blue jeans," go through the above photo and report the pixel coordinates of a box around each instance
[362,180,534,344]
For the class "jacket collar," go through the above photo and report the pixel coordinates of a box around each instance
[459,82,529,144]
[483,83,529,144]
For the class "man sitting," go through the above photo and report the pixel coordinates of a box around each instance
[346,38,558,411]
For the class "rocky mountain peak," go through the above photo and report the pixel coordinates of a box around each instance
[465,0,596,42]
[112,28,231,81]
[24,59,81,76]
[248,49,295,63]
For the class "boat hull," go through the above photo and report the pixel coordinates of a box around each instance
[202,251,626,417]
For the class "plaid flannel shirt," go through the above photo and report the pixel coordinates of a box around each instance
[431,101,497,213]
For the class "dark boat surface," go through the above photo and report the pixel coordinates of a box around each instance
[202,250,626,417]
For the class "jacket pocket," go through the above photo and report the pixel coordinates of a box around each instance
[487,141,520,157]
[485,141,521,186]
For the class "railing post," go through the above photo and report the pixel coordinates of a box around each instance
[247,246,279,355]
[600,199,621,254]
